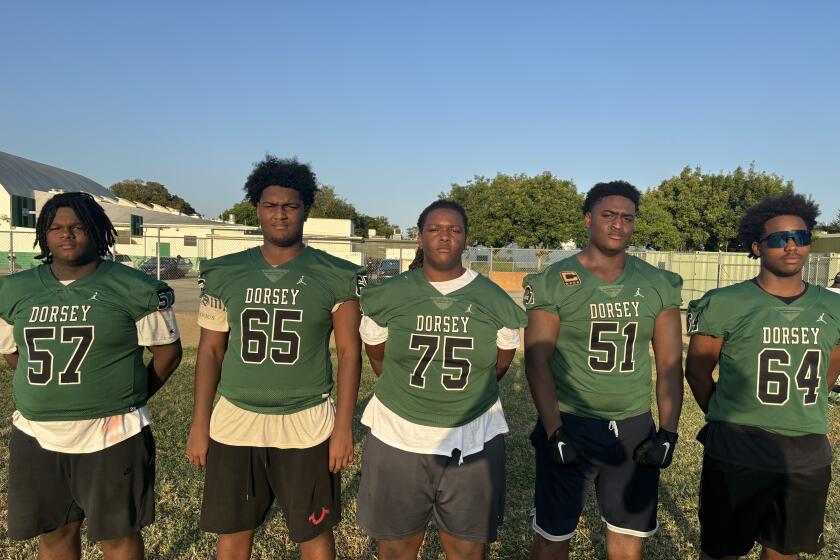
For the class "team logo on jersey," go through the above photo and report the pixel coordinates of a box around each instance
[598,285,624,298]
[355,274,368,296]
[523,285,535,306]
[634,288,645,298]
[88,291,100,301]
[817,313,827,324]
[431,297,454,310]
[197,277,206,292]
[560,271,581,286]
[157,289,175,310]
[465,303,473,314]
[686,310,700,334]
[296,275,307,286]
[261,269,288,283]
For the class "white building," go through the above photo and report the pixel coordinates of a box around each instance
[0,150,361,269]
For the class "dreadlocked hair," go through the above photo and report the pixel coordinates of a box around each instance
[409,199,468,269]
[34,192,117,263]
[738,193,819,259]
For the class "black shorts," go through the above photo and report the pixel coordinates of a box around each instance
[199,437,340,543]
[699,455,830,557]
[357,434,506,543]
[531,412,659,541]
[7,425,156,542]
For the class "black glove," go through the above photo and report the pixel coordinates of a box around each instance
[633,428,678,468]
[547,425,582,467]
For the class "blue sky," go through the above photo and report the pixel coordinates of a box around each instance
[2,1,838,230]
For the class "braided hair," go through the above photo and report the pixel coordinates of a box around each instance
[34,192,117,263]
[408,200,469,269]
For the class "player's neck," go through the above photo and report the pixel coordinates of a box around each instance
[576,245,627,283]
[50,258,100,281]
[755,269,806,297]
[422,264,466,283]
[260,241,305,267]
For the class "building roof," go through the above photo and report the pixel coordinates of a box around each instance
[102,201,226,227]
[0,150,116,199]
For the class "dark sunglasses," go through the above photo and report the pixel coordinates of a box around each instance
[759,229,811,248]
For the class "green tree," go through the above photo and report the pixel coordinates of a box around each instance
[444,172,586,248]
[633,190,682,250]
[642,164,794,251]
[218,201,258,226]
[822,210,840,234]
[110,179,197,215]
[309,186,357,220]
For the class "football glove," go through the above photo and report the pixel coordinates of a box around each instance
[633,428,679,468]
[548,425,582,467]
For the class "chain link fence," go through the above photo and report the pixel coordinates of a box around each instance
[2,230,839,306]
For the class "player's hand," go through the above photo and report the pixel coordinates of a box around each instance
[186,424,210,468]
[329,426,354,473]
[548,425,582,467]
[633,428,679,468]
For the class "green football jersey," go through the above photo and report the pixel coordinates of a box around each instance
[523,255,683,420]
[0,261,175,421]
[361,269,527,427]
[687,281,840,436]
[200,246,366,414]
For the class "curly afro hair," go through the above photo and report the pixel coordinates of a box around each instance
[738,193,819,258]
[243,155,318,209]
[582,181,641,214]
[34,192,116,263]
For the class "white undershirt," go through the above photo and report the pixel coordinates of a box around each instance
[360,269,520,460]
[2,279,180,453]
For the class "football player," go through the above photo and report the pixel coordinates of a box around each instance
[186,156,365,560]
[524,181,684,560]
[357,200,527,559]
[0,192,182,560]
[686,193,840,560]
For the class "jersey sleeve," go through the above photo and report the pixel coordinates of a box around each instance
[522,268,558,312]
[0,317,16,354]
[136,308,181,346]
[686,290,726,338]
[359,281,396,326]
[198,292,230,332]
[658,270,683,310]
[496,327,521,350]
[334,265,368,305]
[359,315,388,345]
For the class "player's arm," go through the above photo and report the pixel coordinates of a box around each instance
[0,317,17,370]
[146,341,182,398]
[187,327,228,468]
[651,308,684,432]
[330,300,363,473]
[685,334,723,414]
[496,348,516,381]
[524,309,562,437]
[2,352,17,370]
[826,344,840,388]
[364,343,385,376]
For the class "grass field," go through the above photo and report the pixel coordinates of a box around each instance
[1,351,839,559]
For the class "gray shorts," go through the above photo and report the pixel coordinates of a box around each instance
[357,434,505,543]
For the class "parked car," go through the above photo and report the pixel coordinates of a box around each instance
[138,256,192,279]
[375,259,401,281]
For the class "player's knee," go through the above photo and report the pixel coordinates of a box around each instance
[531,533,570,558]
[39,521,82,547]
